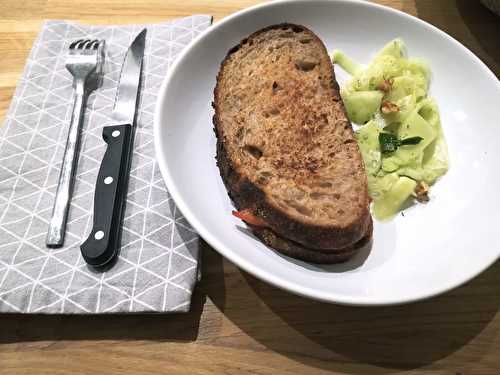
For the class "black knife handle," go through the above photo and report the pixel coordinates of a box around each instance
[80,124,133,267]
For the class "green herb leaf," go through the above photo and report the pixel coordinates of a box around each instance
[400,136,424,145]
[379,133,423,153]
[379,132,400,153]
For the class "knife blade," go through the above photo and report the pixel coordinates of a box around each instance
[80,29,147,268]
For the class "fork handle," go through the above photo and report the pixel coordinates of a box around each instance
[46,80,87,247]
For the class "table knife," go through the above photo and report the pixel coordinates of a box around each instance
[80,29,147,267]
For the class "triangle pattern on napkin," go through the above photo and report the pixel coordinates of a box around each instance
[0,16,212,313]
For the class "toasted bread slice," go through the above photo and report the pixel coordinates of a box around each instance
[213,24,372,261]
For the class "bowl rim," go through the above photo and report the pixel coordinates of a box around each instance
[154,0,500,306]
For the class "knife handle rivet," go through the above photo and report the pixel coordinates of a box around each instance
[94,230,104,240]
[112,130,121,138]
[104,176,114,185]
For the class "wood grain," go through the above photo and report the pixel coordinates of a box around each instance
[1,1,499,374]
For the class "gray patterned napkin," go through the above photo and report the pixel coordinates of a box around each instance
[0,16,212,313]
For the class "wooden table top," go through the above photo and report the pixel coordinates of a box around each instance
[1,1,499,374]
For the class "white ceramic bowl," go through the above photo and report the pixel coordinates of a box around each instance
[155,0,500,305]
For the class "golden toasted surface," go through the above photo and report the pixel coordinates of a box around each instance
[215,24,370,229]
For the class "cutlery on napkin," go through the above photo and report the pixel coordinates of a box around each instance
[0,16,212,314]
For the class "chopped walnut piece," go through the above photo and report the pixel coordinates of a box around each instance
[414,181,430,203]
[377,78,394,93]
[381,100,399,114]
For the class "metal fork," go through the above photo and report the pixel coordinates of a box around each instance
[46,39,105,247]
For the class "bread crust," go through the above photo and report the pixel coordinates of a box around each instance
[252,218,373,264]
[213,23,372,261]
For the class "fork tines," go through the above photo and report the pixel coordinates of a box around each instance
[69,39,100,50]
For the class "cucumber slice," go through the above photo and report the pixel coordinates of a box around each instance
[331,50,362,75]
[355,120,382,175]
[367,172,399,200]
[398,111,437,150]
[372,176,417,220]
[381,111,437,170]
[343,91,384,124]
[376,38,405,59]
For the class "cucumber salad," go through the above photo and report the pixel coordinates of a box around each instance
[332,39,449,220]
